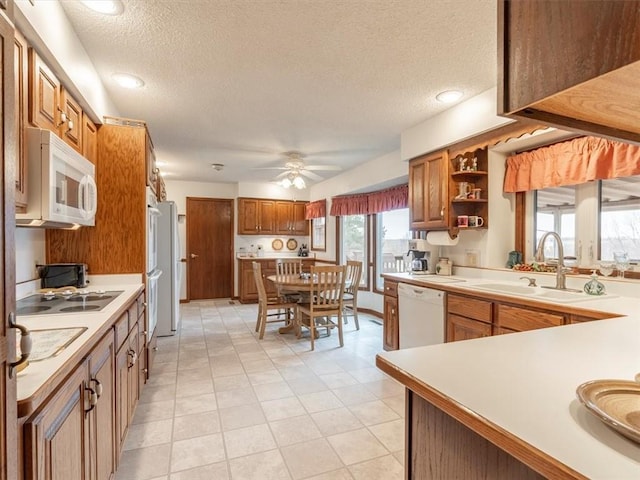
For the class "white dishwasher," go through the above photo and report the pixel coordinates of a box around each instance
[398,283,445,349]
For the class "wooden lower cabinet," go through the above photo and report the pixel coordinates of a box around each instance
[116,321,140,460]
[23,364,90,480]
[495,304,564,333]
[382,280,399,350]
[447,313,492,341]
[383,295,399,350]
[86,332,116,480]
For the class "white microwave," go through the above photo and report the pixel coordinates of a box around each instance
[16,128,97,229]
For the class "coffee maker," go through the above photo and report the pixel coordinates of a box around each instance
[407,239,431,274]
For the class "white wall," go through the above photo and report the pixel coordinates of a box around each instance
[15,229,45,285]
[401,87,513,161]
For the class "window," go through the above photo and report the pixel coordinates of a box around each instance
[534,186,576,260]
[311,217,326,251]
[599,175,640,261]
[340,214,368,287]
[375,208,410,290]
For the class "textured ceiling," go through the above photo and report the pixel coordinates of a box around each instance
[60,0,497,186]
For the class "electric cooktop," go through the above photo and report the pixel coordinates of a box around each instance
[16,290,124,316]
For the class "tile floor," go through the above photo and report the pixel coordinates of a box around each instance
[115,300,406,480]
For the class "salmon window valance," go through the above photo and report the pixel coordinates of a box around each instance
[503,136,640,193]
[305,199,326,219]
[330,184,408,216]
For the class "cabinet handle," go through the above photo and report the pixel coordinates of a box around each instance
[190,253,199,259]
[440,206,445,218]
[85,386,98,414]
[90,378,103,398]
[127,349,138,368]
[8,312,31,379]
[153,346,158,351]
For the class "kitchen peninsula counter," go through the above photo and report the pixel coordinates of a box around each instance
[377,314,640,478]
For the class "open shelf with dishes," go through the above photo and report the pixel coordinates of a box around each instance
[448,147,489,232]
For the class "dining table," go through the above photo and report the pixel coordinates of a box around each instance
[266,273,351,335]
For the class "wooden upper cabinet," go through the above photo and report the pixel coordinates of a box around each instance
[409,150,448,230]
[237,198,277,234]
[146,134,157,193]
[81,113,98,164]
[498,0,640,142]
[59,87,83,153]
[275,201,308,235]
[14,29,28,211]
[258,200,275,233]
[28,48,60,132]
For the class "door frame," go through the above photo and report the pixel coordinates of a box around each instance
[185,197,235,301]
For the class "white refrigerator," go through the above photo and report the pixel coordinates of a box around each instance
[157,201,181,336]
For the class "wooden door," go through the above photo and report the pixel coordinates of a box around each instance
[115,343,129,459]
[0,12,17,480]
[292,202,309,235]
[424,150,448,229]
[237,198,259,234]
[187,197,234,299]
[409,157,427,229]
[81,113,98,164]
[258,200,275,233]
[383,295,399,351]
[446,314,491,342]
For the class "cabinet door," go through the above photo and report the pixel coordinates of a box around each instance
[115,343,130,458]
[238,198,259,234]
[446,313,491,342]
[383,295,399,351]
[87,332,115,480]
[127,325,140,425]
[240,264,259,302]
[82,113,98,164]
[59,87,83,153]
[275,201,293,234]
[292,202,309,235]
[23,364,90,480]
[496,304,564,332]
[409,157,427,229]
[28,49,60,132]
[14,29,28,210]
[424,150,448,229]
[259,200,276,233]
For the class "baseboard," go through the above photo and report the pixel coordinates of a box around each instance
[358,307,383,319]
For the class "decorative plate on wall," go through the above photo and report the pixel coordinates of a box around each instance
[272,239,283,251]
[286,238,298,251]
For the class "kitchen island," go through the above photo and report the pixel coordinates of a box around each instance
[377,314,640,478]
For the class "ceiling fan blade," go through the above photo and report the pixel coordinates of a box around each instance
[304,165,342,171]
[251,166,290,170]
[275,171,291,179]
[300,170,324,181]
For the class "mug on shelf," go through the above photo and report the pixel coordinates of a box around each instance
[456,182,471,199]
[471,188,482,199]
[457,215,469,227]
[468,215,484,227]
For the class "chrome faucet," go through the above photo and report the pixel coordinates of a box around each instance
[534,231,574,291]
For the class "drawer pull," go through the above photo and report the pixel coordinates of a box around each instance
[90,378,103,398]
[8,312,31,379]
[127,349,138,368]
[85,386,98,413]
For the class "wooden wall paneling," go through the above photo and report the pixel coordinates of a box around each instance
[408,391,545,479]
[47,123,147,273]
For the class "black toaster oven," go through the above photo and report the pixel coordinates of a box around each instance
[38,263,89,289]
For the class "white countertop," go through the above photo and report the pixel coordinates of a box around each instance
[379,272,640,478]
[16,283,144,405]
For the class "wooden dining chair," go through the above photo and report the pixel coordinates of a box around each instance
[343,260,363,330]
[275,258,304,302]
[296,265,347,351]
[253,262,298,340]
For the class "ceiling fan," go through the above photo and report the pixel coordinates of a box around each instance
[256,152,342,188]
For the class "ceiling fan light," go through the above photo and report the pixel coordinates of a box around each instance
[280,178,292,188]
[292,175,306,189]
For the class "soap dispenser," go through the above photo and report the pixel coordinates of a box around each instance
[583,270,605,296]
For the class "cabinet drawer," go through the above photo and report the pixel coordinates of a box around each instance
[114,312,129,352]
[447,294,492,323]
[496,304,564,332]
[383,280,398,298]
[136,292,145,320]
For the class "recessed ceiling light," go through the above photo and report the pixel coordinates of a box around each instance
[82,0,124,15]
[435,90,463,103]
[112,73,145,89]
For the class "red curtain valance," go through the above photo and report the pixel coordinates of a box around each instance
[305,199,326,219]
[503,136,640,193]
[367,184,408,213]
[330,184,408,216]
